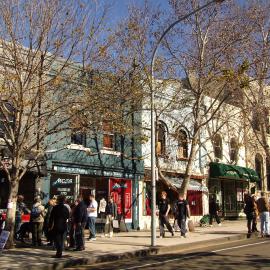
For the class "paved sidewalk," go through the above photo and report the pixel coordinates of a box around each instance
[1,220,250,270]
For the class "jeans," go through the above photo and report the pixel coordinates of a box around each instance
[32,222,43,245]
[88,217,96,239]
[260,212,269,236]
[75,223,86,249]
[104,215,113,235]
[54,231,66,257]
[159,215,173,236]
[177,218,187,236]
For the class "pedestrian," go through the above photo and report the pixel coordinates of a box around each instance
[73,196,88,251]
[15,195,29,239]
[31,196,45,246]
[209,197,221,227]
[43,198,56,246]
[244,194,256,234]
[87,194,98,241]
[256,192,270,237]
[69,197,81,249]
[104,196,117,238]
[175,194,190,238]
[158,191,174,238]
[49,195,70,258]
[251,195,259,232]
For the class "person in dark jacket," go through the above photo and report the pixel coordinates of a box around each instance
[73,197,88,251]
[104,196,118,238]
[175,194,190,237]
[49,195,70,258]
[244,194,256,234]
[43,198,56,245]
[15,195,29,238]
[209,197,221,226]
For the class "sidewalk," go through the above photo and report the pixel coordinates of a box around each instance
[1,220,250,270]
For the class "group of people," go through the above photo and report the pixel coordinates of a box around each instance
[15,194,118,258]
[244,192,270,237]
[158,191,191,238]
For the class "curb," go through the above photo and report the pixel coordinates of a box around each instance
[6,232,256,270]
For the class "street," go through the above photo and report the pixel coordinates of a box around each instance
[65,238,270,270]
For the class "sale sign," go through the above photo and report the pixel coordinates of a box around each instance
[109,178,132,222]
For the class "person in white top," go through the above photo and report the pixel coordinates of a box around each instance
[87,194,98,241]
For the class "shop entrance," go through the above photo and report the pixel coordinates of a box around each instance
[222,180,237,216]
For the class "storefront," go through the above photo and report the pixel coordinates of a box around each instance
[208,162,259,218]
[47,164,139,228]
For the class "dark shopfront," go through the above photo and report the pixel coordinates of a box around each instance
[208,162,260,218]
[49,167,138,227]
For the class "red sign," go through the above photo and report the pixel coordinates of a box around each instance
[109,178,132,221]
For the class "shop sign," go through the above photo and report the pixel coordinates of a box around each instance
[50,174,76,201]
[109,178,132,222]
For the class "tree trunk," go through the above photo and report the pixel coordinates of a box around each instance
[4,179,19,249]
[179,133,198,198]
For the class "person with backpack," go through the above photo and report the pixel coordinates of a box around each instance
[31,197,45,246]
[158,191,174,238]
[256,192,270,237]
[175,194,190,238]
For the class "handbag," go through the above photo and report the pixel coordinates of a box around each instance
[113,219,119,228]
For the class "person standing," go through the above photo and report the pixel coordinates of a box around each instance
[158,191,174,238]
[252,195,259,232]
[44,198,56,245]
[175,194,190,238]
[209,197,221,227]
[256,192,270,237]
[73,197,88,251]
[244,194,256,234]
[87,194,98,241]
[31,197,45,246]
[104,196,117,238]
[49,195,70,258]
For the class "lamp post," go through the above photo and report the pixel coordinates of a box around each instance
[150,0,225,247]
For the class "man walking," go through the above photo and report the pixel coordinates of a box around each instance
[158,191,174,238]
[87,194,98,241]
[257,192,270,237]
[49,195,70,258]
[104,196,117,238]
[73,196,88,251]
[209,197,221,227]
[175,194,190,238]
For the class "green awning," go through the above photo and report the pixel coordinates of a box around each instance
[209,162,260,182]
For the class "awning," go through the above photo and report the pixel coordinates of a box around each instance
[209,162,259,182]
[168,177,208,192]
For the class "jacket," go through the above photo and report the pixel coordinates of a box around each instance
[105,202,118,218]
[31,202,45,223]
[257,197,269,213]
[49,203,70,233]
[73,200,87,224]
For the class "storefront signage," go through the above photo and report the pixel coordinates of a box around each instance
[50,173,76,201]
[109,178,132,222]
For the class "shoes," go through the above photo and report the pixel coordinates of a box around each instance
[209,225,213,227]
[171,232,174,237]
[89,238,96,241]
[73,247,85,251]
[180,235,187,238]
[218,223,222,226]
[52,253,62,258]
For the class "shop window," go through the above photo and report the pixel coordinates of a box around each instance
[213,134,223,160]
[71,130,86,146]
[255,153,263,190]
[157,122,167,156]
[103,121,115,149]
[266,158,270,191]
[176,129,188,159]
[229,138,238,163]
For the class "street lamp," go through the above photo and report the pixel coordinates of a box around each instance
[150,0,226,247]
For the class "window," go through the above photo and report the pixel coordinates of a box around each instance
[213,134,223,160]
[252,111,260,131]
[176,129,188,159]
[255,153,263,190]
[71,131,86,146]
[229,138,238,163]
[103,121,115,149]
[156,122,167,156]
[266,158,270,191]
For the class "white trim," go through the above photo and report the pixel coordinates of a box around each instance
[100,149,121,156]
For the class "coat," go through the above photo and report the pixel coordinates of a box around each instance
[31,202,45,223]
[49,203,70,233]
[73,200,87,224]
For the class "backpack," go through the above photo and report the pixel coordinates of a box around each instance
[31,206,42,219]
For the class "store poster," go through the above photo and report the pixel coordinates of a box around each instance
[109,178,132,222]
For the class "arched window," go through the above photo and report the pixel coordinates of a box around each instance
[255,153,263,190]
[266,158,270,191]
[157,122,167,156]
[229,138,238,163]
[213,134,223,160]
[176,129,188,159]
